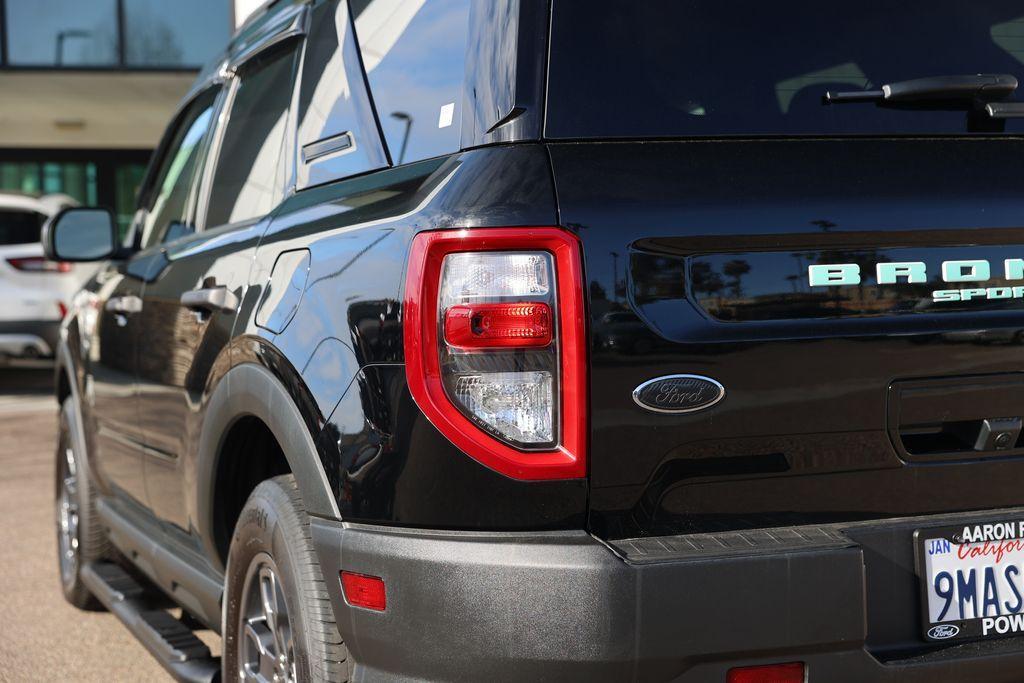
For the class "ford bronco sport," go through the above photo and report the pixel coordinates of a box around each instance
[46,1,1024,681]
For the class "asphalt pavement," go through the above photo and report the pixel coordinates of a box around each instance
[0,364,190,682]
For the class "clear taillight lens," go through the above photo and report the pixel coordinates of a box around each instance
[403,228,586,480]
[439,252,550,301]
[437,251,558,448]
[453,371,554,443]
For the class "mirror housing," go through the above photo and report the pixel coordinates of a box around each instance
[42,207,118,262]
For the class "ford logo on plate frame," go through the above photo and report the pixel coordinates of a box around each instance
[926,624,960,640]
[632,374,725,414]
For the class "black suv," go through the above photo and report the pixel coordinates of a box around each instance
[47,1,1024,681]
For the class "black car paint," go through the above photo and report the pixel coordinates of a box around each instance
[52,0,1024,679]
[552,138,1024,539]
[58,1,578,553]
[257,147,586,529]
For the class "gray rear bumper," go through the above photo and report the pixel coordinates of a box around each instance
[310,516,1024,682]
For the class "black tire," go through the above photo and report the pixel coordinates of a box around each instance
[223,475,351,682]
[55,396,109,610]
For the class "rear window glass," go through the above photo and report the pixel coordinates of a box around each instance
[546,1,1024,138]
[352,0,471,164]
[0,210,43,245]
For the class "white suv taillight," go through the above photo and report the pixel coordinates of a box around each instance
[6,257,72,273]
[404,228,586,480]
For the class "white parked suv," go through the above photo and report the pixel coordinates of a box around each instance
[0,192,94,359]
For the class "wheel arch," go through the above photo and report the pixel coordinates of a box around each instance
[197,362,340,573]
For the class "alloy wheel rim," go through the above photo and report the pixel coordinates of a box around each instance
[56,446,79,584]
[238,553,296,683]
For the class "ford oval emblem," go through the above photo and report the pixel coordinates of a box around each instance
[927,624,960,640]
[632,374,725,414]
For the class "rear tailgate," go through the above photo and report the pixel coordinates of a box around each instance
[549,138,1024,539]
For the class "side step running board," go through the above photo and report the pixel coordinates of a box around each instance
[81,562,221,683]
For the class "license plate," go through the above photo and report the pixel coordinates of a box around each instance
[916,519,1024,642]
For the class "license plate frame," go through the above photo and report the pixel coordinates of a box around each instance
[915,519,1024,643]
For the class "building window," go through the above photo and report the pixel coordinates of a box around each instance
[4,0,119,67]
[0,156,148,238]
[1,0,229,69]
[123,0,230,68]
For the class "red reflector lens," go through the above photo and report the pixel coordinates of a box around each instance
[444,302,552,349]
[340,571,386,611]
[726,662,805,683]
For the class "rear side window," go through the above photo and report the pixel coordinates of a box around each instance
[295,0,388,189]
[352,0,471,164]
[205,45,299,228]
[0,210,43,245]
[547,1,1024,138]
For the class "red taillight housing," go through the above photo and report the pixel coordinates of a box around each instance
[726,662,805,683]
[6,257,72,273]
[340,571,386,611]
[404,227,586,480]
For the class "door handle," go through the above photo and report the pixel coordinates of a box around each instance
[104,296,142,314]
[180,286,239,314]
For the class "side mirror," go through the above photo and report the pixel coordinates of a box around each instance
[42,207,118,262]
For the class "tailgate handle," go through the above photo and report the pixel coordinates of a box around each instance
[889,375,1024,460]
[180,286,238,315]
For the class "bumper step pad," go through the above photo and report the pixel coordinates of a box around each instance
[81,562,220,683]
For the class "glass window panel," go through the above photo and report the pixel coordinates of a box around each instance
[295,0,388,188]
[141,89,219,248]
[123,0,230,68]
[42,163,63,195]
[353,0,471,164]
[205,46,298,227]
[0,162,41,195]
[31,161,97,204]
[547,1,1024,138]
[86,164,98,205]
[115,164,147,238]
[0,211,44,246]
[4,0,118,66]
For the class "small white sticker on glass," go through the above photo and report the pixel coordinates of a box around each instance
[438,102,455,129]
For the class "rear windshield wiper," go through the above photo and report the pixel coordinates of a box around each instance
[824,74,1018,106]
[824,74,1024,129]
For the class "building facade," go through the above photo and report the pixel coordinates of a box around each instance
[0,0,238,232]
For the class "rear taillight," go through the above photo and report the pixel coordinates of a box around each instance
[6,257,72,273]
[404,227,586,480]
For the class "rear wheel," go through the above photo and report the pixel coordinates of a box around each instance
[56,397,108,609]
[223,475,350,682]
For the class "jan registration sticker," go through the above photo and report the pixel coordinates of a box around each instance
[917,520,1024,642]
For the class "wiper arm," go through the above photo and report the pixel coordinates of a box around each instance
[824,74,1018,106]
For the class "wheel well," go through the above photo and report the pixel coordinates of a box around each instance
[212,416,291,566]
